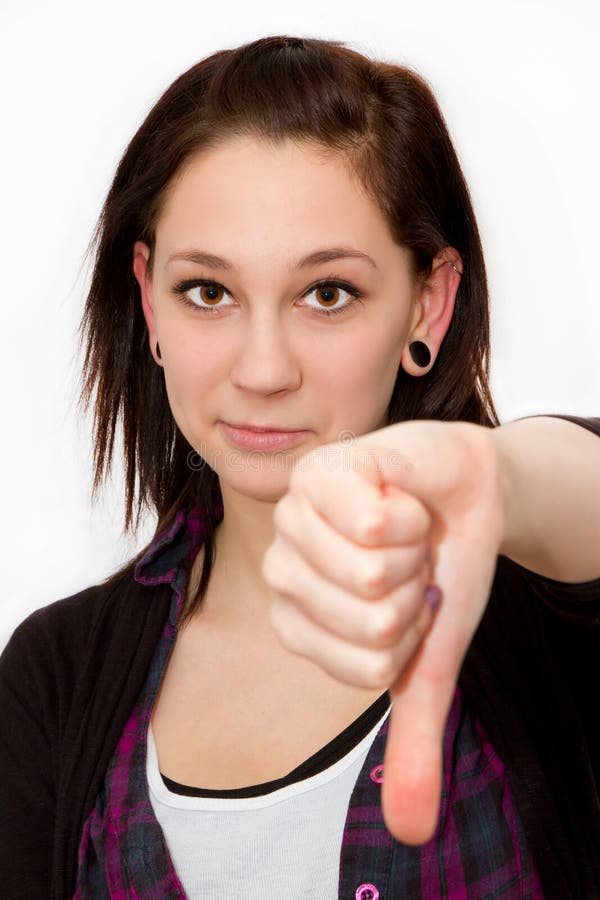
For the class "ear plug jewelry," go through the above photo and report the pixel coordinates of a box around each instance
[409,341,431,368]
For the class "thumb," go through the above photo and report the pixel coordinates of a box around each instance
[380,661,455,846]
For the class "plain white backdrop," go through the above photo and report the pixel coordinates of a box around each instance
[1,0,598,650]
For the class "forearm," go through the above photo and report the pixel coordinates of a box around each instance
[490,416,600,583]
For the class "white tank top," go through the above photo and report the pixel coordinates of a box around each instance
[146,695,391,899]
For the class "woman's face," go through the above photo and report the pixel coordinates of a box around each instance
[133,136,451,501]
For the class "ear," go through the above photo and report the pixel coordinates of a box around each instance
[133,241,162,366]
[401,248,462,376]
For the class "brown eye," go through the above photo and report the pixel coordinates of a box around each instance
[303,280,364,317]
[198,284,225,306]
[171,278,234,313]
[315,285,341,308]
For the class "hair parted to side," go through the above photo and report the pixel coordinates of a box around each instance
[76,33,500,624]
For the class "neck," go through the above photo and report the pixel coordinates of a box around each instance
[183,494,278,630]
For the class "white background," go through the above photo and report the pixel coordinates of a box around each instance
[1,0,598,650]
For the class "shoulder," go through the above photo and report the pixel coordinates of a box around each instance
[0,560,175,755]
[492,553,600,626]
[517,414,600,439]
[0,563,139,692]
[12,562,136,635]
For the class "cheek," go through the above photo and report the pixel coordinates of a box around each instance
[319,327,401,388]
[310,330,401,428]
[160,329,226,423]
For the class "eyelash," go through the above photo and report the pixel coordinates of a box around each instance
[170,274,365,318]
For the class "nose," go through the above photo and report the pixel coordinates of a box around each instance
[229,310,301,395]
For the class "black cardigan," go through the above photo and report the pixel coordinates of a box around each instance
[1,416,600,899]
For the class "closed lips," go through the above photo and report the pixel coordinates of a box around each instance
[223,422,305,432]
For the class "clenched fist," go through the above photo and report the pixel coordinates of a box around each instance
[261,419,506,846]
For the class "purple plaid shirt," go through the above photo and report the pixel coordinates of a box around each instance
[73,503,544,898]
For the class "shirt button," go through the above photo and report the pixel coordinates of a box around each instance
[354,884,379,900]
[355,884,379,900]
[370,763,384,783]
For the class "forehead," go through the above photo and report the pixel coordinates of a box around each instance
[167,134,358,195]
[155,136,392,249]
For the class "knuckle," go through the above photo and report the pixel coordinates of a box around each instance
[367,651,397,689]
[369,605,401,646]
[406,496,431,540]
[261,545,286,589]
[269,598,300,650]
[356,551,388,595]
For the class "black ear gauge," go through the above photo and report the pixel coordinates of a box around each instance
[409,341,431,368]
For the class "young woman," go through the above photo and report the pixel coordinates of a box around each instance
[1,34,599,900]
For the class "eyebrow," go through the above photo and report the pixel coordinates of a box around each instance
[166,246,378,272]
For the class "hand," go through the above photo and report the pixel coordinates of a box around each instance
[261,419,506,845]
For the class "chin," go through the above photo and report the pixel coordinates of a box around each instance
[229,452,300,475]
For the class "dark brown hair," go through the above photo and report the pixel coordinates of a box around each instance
[77,33,501,625]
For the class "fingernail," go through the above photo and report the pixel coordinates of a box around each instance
[425,584,442,611]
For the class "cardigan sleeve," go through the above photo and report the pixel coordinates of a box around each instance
[503,413,600,623]
[497,554,600,623]
[0,613,59,899]
[0,583,107,900]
